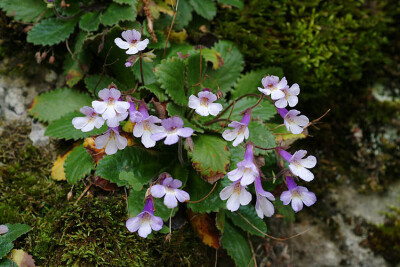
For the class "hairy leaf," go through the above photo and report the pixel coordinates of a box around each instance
[174,0,193,30]
[100,3,137,26]
[155,58,187,106]
[64,145,94,184]
[140,84,168,102]
[248,121,276,155]
[27,18,78,46]
[221,221,254,267]
[189,135,230,182]
[189,0,216,20]
[96,146,158,186]
[79,12,101,32]
[0,224,30,258]
[45,112,107,140]
[0,0,48,23]
[227,205,267,237]
[29,88,93,123]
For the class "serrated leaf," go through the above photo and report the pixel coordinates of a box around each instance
[217,0,244,9]
[221,221,254,267]
[96,146,158,186]
[232,67,283,99]
[227,205,267,237]
[27,17,78,46]
[79,12,100,32]
[189,135,230,182]
[203,41,244,93]
[29,88,93,123]
[0,258,13,267]
[166,103,204,133]
[64,145,94,184]
[0,224,30,258]
[186,171,225,213]
[100,3,137,26]
[201,48,223,70]
[155,58,187,106]
[189,0,216,20]
[45,112,107,140]
[51,149,73,181]
[0,0,48,23]
[248,121,276,155]
[174,0,193,30]
[11,249,35,267]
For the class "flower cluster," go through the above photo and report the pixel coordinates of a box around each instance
[220,75,317,214]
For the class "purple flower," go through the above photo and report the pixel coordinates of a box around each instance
[150,173,190,208]
[258,75,288,100]
[280,176,316,212]
[275,83,300,108]
[72,106,105,132]
[151,116,193,145]
[126,198,163,238]
[277,149,317,182]
[95,127,128,155]
[114,29,149,55]
[277,108,309,135]
[125,61,134,67]
[222,109,251,147]
[254,176,275,218]
[188,89,223,116]
[92,88,130,126]
[131,102,163,148]
[219,180,252,212]
[227,143,259,186]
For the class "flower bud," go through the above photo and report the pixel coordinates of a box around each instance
[48,55,55,64]
[216,89,223,100]
[184,137,194,152]
[35,52,42,64]
[41,51,47,60]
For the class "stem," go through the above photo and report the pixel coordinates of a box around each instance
[139,51,145,85]
[178,137,184,165]
[195,46,202,95]
[186,182,218,203]
[163,0,179,59]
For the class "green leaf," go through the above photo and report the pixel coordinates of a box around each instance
[29,88,93,123]
[275,199,295,223]
[155,58,187,106]
[222,97,276,122]
[174,0,193,30]
[217,0,244,9]
[216,210,226,233]
[189,135,230,181]
[0,0,48,23]
[79,12,101,32]
[119,171,142,191]
[186,52,206,94]
[0,258,14,267]
[221,221,254,267]
[0,224,30,258]
[186,171,225,213]
[154,198,176,221]
[64,145,94,184]
[203,41,244,93]
[113,0,138,5]
[63,51,90,88]
[100,3,137,26]
[226,205,267,237]
[248,121,276,155]
[45,112,107,140]
[84,75,115,96]
[27,18,78,46]
[166,103,204,133]
[96,146,158,186]
[231,68,281,99]
[189,0,216,20]
[132,60,157,85]
[140,84,168,102]
[228,145,245,171]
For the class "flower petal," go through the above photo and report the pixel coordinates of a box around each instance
[127,46,139,55]
[226,193,240,211]
[291,197,303,212]
[299,156,317,168]
[175,189,190,202]
[151,185,166,198]
[239,189,252,205]
[126,216,142,232]
[150,215,163,231]
[208,103,223,116]
[188,95,200,109]
[115,101,130,113]
[289,164,314,182]
[104,138,118,155]
[98,89,110,100]
[177,127,193,138]
[81,120,95,132]
[275,98,287,108]
[72,117,89,130]
[219,185,234,200]
[136,39,149,51]
[300,191,317,207]
[164,192,178,208]
[141,131,156,148]
[116,134,128,150]
[280,191,292,205]
[95,133,110,149]
[138,221,152,238]
[222,129,238,141]
[133,122,144,137]
[151,132,167,141]
[92,101,107,114]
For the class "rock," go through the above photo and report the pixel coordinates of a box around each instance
[29,119,49,147]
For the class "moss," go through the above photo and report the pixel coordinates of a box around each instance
[0,121,211,266]
[367,205,400,264]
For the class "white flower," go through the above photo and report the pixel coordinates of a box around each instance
[114,29,149,55]
[188,90,223,116]
[92,88,130,122]
[278,149,317,182]
[131,103,163,148]
[95,127,128,155]
[258,75,288,100]
[280,177,316,212]
[277,108,309,134]
[219,181,252,212]
[72,106,104,132]
[275,83,300,108]
[151,175,190,208]
[227,143,258,186]
[254,176,275,218]
[222,109,251,147]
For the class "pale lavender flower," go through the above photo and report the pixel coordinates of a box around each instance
[131,102,163,148]
[275,83,300,108]
[219,180,252,212]
[254,176,275,218]
[277,148,317,182]
[114,29,149,55]
[280,176,316,212]
[277,108,309,135]
[188,89,223,116]
[72,106,104,132]
[151,116,193,145]
[227,143,259,186]
[151,173,190,208]
[126,198,163,238]
[95,127,128,155]
[258,75,288,100]
[92,88,130,123]
[0,225,8,235]
[222,109,251,147]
